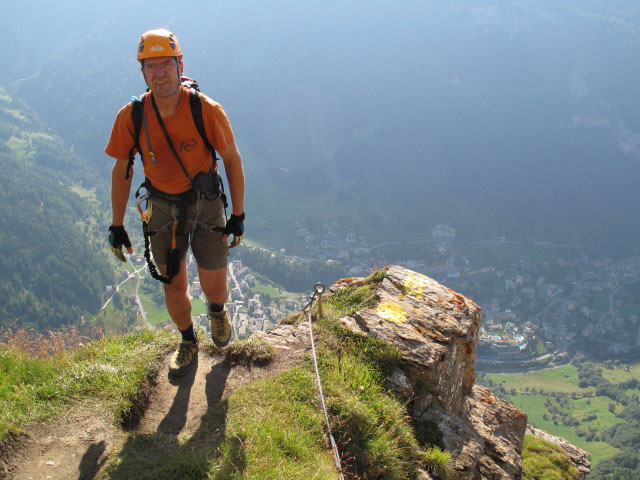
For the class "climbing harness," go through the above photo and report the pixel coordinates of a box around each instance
[303,283,345,479]
[135,185,226,284]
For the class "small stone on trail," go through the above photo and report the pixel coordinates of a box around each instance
[44,461,56,466]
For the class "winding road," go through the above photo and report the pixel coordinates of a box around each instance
[99,262,149,327]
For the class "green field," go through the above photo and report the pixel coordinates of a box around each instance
[488,365,591,393]
[600,363,640,384]
[487,364,635,465]
[191,297,206,316]
[138,289,207,325]
[572,397,622,429]
[249,274,282,298]
[6,135,28,154]
[506,394,620,465]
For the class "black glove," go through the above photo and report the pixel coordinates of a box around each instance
[224,213,244,248]
[108,225,132,262]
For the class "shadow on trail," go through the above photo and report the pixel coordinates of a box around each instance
[106,356,245,480]
[77,440,107,480]
[157,356,199,435]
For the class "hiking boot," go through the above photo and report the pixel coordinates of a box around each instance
[208,308,231,347]
[168,340,198,376]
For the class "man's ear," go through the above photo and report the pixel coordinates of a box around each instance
[178,59,184,76]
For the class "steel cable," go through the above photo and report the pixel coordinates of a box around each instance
[304,283,345,480]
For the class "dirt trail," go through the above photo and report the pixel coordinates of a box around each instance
[2,339,306,480]
[134,351,280,437]
[6,405,123,480]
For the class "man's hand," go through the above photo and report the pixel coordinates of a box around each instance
[108,225,133,262]
[222,213,244,249]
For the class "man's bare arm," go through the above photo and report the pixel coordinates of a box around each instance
[219,141,245,216]
[111,158,134,230]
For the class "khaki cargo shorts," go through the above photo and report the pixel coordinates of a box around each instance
[148,196,228,271]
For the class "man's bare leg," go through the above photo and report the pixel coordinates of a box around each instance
[159,259,192,330]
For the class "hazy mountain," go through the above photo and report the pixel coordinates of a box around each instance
[2,0,639,252]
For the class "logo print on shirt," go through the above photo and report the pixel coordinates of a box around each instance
[179,138,197,152]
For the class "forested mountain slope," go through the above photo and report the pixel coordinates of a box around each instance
[0,86,113,329]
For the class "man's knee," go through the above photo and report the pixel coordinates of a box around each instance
[202,280,228,302]
[159,261,188,301]
[163,281,188,301]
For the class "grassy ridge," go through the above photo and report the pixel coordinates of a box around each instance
[0,330,174,441]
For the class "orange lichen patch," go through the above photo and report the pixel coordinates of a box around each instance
[447,288,467,304]
[335,277,357,284]
[437,298,444,303]
[477,389,497,404]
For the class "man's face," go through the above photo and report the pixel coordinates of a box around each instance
[141,56,183,99]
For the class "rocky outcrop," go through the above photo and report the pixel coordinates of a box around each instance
[259,265,586,479]
[526,425,591,478]
[334,266,527,479]
[336,266,482,415]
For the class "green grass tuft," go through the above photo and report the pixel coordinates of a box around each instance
[365,268,387,285]
[325,283,379,317]
[422,446,452,477]
[317,316,401,376]
[224,337,275,366]
[522,434,581,480]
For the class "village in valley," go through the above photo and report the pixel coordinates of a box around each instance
[243,222,640,370]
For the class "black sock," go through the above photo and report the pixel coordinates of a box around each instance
[208,302,224,313]
[180,324,197,343]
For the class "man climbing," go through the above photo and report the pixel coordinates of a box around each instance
[105,29,245,376]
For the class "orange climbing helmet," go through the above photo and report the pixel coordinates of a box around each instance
[137,29,182,62]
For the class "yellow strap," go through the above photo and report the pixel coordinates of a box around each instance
[170,204,179,249]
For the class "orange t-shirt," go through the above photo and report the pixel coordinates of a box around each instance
[105,86,235,194]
